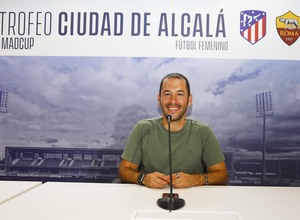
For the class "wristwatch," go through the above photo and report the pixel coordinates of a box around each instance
[137,173,146,185]
[202,174,208,185]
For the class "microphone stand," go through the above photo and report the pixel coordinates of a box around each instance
[157,115,185,212]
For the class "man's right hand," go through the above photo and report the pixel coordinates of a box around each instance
[143,172,169,189]
[118,159,169,188]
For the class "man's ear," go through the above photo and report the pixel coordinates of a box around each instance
[188,94,193,107]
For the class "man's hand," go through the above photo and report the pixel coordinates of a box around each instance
[118,160,170,189]
[167,161,228,188]
[166,172,196,188]
[143,172,169,189]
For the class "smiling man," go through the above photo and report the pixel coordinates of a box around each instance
[118,73,227,188]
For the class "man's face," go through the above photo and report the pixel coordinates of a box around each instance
[158,78,192,121]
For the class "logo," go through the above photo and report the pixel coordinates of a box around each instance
[276,11,300,46]
[240,10,267,45]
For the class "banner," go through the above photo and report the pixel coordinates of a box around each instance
[0,0,299,59]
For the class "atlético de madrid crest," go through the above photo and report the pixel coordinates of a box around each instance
[276,11,300,46]
[240,10,267,45]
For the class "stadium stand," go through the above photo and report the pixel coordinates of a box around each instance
[2,146,123,183]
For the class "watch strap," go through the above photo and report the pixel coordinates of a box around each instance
[137,173,146,185]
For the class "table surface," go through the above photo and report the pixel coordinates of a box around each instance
[0,180,42,205]
[0,181,299,220]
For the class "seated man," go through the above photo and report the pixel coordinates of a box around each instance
[118,73,227,188]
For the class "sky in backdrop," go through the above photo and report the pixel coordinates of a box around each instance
[0,56,299,160]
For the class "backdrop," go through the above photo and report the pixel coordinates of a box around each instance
[1,0,299,186]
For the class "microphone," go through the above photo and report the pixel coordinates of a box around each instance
[157,114,185,212]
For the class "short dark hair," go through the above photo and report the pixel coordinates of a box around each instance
[159,73,191,96]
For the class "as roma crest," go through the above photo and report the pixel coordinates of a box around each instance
[240,10,267,45]
[276,11,300,46]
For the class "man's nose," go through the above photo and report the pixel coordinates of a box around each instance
[169,95,177,104]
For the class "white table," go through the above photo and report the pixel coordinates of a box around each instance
[0,182,299,220]
[0,180,42,205]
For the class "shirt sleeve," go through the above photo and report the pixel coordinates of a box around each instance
[202,126,225,167]
[121,123,143,165]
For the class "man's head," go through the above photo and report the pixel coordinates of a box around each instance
[159,73,191,97]
[158,73,192,123]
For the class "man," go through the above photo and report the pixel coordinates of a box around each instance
[118,73,227,188]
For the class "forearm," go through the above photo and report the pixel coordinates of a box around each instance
[197,161,228,186]
[204,170,228,185]
[191,170,228,186]
[118,159,141,184]
[118,166,140,184]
